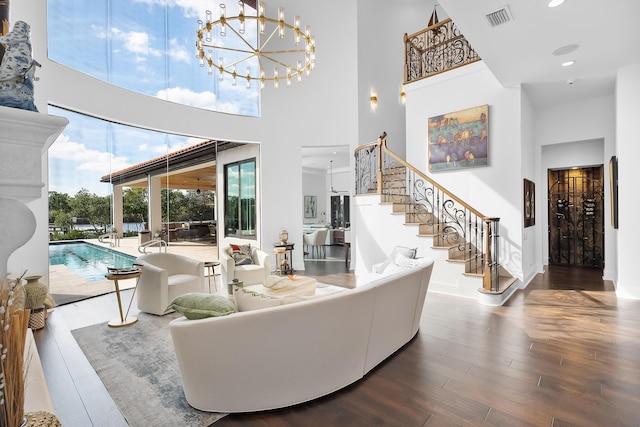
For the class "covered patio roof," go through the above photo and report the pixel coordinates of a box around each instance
[100,140,245,192]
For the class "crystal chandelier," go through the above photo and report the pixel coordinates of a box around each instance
[196,1,316,89]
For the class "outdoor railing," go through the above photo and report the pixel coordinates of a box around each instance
[355,133,501,292]
[404,18,480,84]
[138,238,168,254]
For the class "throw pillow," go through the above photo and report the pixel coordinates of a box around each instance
[382,261,401,275]
[395,253,419,269]
[391,245,418,259]
[377,245,418,273]
[165,293,237,319]
[233,286,281,312]
[230,243,254,266]
[382,254,421,275]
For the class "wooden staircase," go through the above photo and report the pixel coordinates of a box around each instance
[356,133,518,304]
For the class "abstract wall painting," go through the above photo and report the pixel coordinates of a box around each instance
[428,104,489,172]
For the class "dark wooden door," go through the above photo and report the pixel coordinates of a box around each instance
[548,166,604,268]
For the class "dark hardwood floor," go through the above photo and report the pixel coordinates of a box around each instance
[35,255,640,427]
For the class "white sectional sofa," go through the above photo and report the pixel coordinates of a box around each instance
[168,257,434,413]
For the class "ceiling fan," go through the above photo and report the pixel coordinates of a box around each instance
[328,160,348,194]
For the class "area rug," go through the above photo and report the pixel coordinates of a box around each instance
[71,312,227,427]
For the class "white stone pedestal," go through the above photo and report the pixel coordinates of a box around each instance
[0,106,68,277]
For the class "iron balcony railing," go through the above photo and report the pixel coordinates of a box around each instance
[355,133,501,292]
[404,18,480,84]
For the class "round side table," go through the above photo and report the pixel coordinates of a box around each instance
[204,261,220,293]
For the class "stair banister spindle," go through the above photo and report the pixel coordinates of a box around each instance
[483,218,500,291]
[408,168,413,215]
[377,133,385,194]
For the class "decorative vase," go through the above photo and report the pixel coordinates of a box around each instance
[24,275,48,330]
[24,275,48,309]
[279,229,288,244]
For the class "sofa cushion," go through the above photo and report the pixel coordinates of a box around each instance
[167,274,199,287]
[165,293,237,319]
[230,244,254,265]
[233,286,281,312]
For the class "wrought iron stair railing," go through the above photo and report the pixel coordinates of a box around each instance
[404,17,481,84]
[355,133,504,292]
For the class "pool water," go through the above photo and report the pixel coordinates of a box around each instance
[49,241,138,282]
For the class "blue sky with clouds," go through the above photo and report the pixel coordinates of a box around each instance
[48,106,204,196]
[47,0,260,196]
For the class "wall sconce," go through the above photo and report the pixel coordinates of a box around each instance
[400,84,406,103]
[370,88,378,111]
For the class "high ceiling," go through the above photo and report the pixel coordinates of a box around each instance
[437,0,640,108]
[302,145,351,172]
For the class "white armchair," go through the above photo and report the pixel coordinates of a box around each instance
[303,228,329,258]
[220,245,270,287]
[135,253,204,315]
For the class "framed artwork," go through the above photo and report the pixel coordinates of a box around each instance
[428,104,489,172]
[609,156,618,229]
[304,195,317,218]
[523,179,535,227]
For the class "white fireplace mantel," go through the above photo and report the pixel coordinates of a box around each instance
[0,106,68,277]
[0,106,69,201]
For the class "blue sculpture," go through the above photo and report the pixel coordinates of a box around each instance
[0,21,39,112]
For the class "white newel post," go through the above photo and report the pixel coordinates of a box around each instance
[0,106,68,278]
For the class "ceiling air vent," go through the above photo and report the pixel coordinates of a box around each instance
[485,5,513,27]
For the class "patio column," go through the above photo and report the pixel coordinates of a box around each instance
[148,174,162,236]
[112,184,123,237]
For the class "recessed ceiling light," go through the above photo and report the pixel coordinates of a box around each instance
[548,0,565,7]
[562,60,576,67]
[566,78,577,85]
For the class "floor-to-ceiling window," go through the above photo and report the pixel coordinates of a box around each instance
[47,0,260,116]
[47,105,217,305]
[224,158,256,238]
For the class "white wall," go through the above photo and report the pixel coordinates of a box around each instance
[356,0,435,154]
[302,170,328,225]
[534,95,616,280]
[521,91,539,284]
[615,64,640,298]
[405,61,525,281]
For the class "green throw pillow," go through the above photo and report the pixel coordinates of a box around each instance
[165,293,237,319]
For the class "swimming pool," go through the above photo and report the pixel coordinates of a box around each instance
[49,241,138,282]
